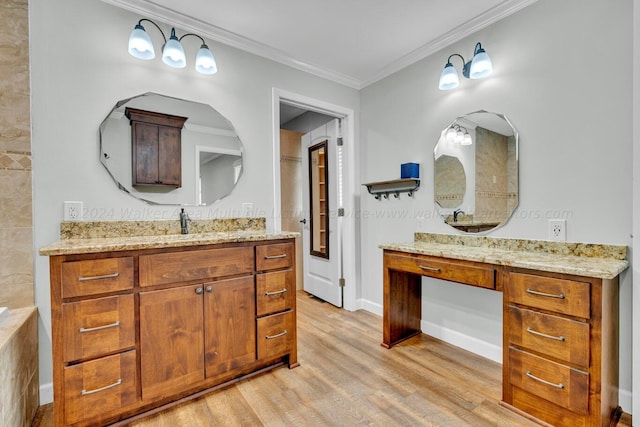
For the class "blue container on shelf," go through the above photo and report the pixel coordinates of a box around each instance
[401,163,419,179]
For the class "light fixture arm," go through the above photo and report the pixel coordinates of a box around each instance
[179,33,206,45]
[137,18,167,45]
[446,53,466,67]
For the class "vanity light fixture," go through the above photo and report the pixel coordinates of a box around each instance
[438,42,492,90]
[445,125,472,145]
[128,19,218,75]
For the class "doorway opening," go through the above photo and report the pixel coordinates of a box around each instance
[272,89,357,311]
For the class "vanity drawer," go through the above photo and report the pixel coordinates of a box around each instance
[384,252,495,290]
[61,257,134,298]
[256,242,293,271]
[509,347,589,415]
[63,294,135,363]
[257,310,295,360]
[256,269,295,317]
[507,272,590,318]
[508,306,589,368]
[64,350,137,425]
[139,246,254,287]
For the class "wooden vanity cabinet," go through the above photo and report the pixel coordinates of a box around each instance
[125,107,188,188]
[49,238,297,426]
[382,248,622,427]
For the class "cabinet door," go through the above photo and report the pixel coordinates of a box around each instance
[139,285,204,401]
[204,276,256,378]
[133,122,160,185]
[158,126,181,187]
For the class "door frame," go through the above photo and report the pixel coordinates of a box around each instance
[271,88,358,311]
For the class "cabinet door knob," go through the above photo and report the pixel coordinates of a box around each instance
[195,287,203,294]
[206,286,213,293]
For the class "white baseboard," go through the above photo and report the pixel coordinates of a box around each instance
[421,320,502,364]
[40,382,53,405]
[619,388,632,414]
[356,298,382,316]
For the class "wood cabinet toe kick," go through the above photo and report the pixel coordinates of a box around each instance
[47,238,297,426]
[382,248,623,427]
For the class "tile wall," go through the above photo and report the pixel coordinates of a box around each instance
[0,1,39,425]
[0,0,33,308]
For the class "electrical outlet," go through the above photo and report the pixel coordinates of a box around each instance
[64,201,83,221]
[548,219,566,242]
[416,216,426,232]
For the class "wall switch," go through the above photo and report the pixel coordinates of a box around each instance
[548,219,566,242]
[64,201,83,221]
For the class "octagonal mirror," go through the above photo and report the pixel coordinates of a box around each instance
[434,110,518,233]
[100,92,243,206]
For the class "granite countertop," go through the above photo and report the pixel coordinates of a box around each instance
[380,233,629,280]
[40,230,299,256]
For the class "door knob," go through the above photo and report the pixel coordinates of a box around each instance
[300,219,307,224]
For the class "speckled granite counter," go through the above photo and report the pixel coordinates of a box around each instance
[379,232,628,279]
[40,218,298,256]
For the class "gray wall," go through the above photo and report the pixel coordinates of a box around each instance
[29,0,635,412]
[30,0,359,400]
[359,0,633,409]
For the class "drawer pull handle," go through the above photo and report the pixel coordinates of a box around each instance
[78,272,119,282]
[419,265,441,272]
[526,288,565,299]
[525,371,564,389]
[265,288,287,296]
[266,330,288,339]
[81,378,122,396]
[79,321,120,333]
[526,327,565,342]
[265,254,287,260]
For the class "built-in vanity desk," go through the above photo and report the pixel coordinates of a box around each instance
[40,219,298,426]
[380,233,628,427]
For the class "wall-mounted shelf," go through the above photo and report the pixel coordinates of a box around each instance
[363,178,420,200]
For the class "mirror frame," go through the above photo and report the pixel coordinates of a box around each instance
[433,110,519,233]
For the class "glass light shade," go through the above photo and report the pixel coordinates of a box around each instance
[461,132,473,145]
[162,31,186,68]
[455,129,464,144]
[469,49,492,79]
[195,44,217,75]
[128,24,155,60]
[445,127,457,143]
[438,63,459,90]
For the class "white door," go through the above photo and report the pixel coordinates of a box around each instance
[301,119,342,307]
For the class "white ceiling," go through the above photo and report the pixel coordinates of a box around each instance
[103,0,537,89]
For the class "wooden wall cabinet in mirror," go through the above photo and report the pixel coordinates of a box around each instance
[309,141,329,258]
[126,107,188,188]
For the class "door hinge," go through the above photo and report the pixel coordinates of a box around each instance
[338,208,345,217]
[337,137,344,146]
[339,278,346,287]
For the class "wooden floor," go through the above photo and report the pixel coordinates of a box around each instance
[34,291,632,427]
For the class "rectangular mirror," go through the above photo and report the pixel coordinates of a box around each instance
[309,141,329,258]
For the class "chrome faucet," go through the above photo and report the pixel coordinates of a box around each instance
[180,208,189,234]
[453,209,464,222]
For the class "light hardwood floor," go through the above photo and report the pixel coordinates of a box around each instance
[33,291,632,426]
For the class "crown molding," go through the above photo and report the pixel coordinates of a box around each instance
[102,0,537,90]
[360,0,539,88]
